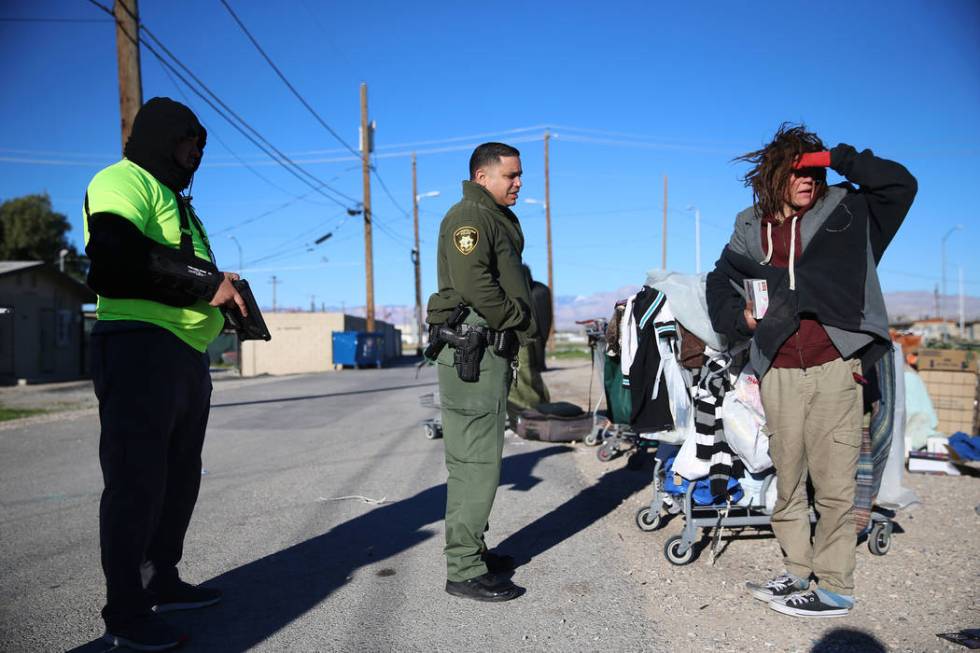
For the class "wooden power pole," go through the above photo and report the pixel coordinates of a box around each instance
[662,175,668,270]
[114,0,142,153]
[411,153,424,356]
[544,130,555,352]
[360,83,375,332]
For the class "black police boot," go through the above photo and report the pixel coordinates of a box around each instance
[445,573,525,602]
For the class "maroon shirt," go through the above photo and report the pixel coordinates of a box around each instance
[762,214,841,369]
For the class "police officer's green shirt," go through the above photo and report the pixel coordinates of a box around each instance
[428,181,537,341]
[83,159,223,352]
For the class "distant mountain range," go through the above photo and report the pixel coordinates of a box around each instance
[289,289,980,331]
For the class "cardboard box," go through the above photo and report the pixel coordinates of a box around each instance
[918,348,977,372]
[919,367,978,435]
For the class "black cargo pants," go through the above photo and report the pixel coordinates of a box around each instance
[90,321,212,628]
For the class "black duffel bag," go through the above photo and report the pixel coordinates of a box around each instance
[515,402,593,443]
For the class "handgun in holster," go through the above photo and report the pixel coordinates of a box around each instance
[423,303,469,363]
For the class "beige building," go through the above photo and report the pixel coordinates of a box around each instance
[0,261,96,384]
[239,312,402,377]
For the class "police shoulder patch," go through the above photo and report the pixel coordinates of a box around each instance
[453,226,479,255]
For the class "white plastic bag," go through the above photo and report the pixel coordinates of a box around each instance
[651,338,696,445]
[722,365,773,473]
[672,426,710,481]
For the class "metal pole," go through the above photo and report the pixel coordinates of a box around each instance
[114,0,142,153]
[544,131,554,352]
[229,235,243,273]
[941,232,947,321]
[360,83,375,332]
[412,153,423,356]
[941,226,963,321]
[959,265,965,338]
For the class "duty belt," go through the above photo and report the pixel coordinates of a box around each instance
[458,323,520,361]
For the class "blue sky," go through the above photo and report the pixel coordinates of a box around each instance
[2,1,979,313]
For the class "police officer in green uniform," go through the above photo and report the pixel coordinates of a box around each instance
[427,142,536,602]
[84,97,246,650]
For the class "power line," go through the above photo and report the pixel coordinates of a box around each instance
[0,17,110,23]
[294,125,553,156]
[218,0,360,158]
[371,160,408,217]
[243,210,357,267]
[86,0,359,210]
[154,56,311,202]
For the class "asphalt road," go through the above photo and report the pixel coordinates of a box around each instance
[0,362,659,652]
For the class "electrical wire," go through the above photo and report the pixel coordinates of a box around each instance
[154,57,317,203]
[218,0,359,158]
[85,0,359,210]
[217,0,417,224]
[370,159,409,217]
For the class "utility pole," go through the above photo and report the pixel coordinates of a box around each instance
[959,266,965,338]
[360,83,375,332]
[544,131,555,352]
[114,0,142,153]
[270,275,280,312]
[310,295,316,312]
[662,175,668,270]
[411,153,424,356]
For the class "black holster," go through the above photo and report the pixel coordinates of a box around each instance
[453,330,485,383]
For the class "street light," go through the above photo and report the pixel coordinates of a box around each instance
[941,224,964,321]
[228,235,243,273]
[411,153,441,355]
[685,205,702,274]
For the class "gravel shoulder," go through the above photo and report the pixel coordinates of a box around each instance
[542,358,980,653]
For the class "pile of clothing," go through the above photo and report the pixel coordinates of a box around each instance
[610,270,905,517]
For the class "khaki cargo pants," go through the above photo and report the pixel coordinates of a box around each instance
[436,331,512,582]
[760,357,863,596]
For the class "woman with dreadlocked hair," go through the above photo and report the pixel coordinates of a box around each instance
[705,123,916,619]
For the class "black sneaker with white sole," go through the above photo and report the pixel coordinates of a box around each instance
[769,591,851,618]
[745,573,808,602]
[148,579,222,613]
[103,613,186,651]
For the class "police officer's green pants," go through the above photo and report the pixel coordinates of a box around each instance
[438,348,511,582]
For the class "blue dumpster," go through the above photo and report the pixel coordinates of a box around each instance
[332,331,385,368]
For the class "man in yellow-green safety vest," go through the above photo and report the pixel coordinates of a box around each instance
[83,97,246,651]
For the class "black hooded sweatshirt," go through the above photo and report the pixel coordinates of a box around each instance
[85,97,223,307]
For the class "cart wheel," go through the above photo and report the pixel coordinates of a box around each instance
[423,423,437,440]
[664,535,694,565]
[635,507,661,532]
[868,522,891,556]
[584,430,600,447]
[596,445,614,463]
